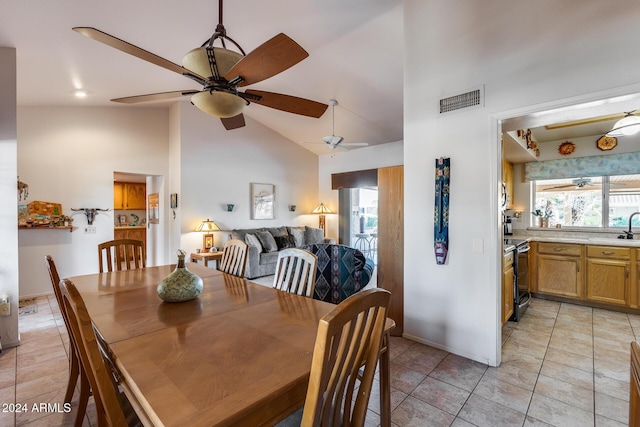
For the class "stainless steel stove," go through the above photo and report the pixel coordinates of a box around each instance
[504,238,531,321]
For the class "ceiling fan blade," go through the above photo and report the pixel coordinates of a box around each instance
[73,27,204,81]
[545,112,640,130]
[221,114,246,130]
[224,33,309,87]
[111,90,199,104]
[341,142,369,147]
[244,90,328,118]
[544,184,575,190]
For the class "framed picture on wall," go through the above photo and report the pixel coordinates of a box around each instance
[148,193,159,224]
[251,183,275,220]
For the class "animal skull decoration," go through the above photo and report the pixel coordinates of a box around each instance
[70,208,110,225]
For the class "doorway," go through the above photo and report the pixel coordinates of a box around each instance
[349,187,378,263]
[113,171,164,266]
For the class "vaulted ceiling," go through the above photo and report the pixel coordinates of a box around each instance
[0,0,404,154]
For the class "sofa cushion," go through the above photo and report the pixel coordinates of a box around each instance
[244,233,263,252]
[231,228,262,242]
[287,226,306,247]
[265,226,288,237]
[256,230,278,253]
[274,235,296,250]
[305,226,325,245]
[259,251,279,265]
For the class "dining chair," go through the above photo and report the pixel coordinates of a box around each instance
[273,248,318,297]
[98,239,145,273]
[218,238,249,277]
[58,277,140,427]
[45,256,90,427]
[301,288,391,426]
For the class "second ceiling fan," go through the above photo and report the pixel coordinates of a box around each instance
[306,99,369,151]
[73,0,328,130]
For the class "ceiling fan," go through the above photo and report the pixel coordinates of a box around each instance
[545,178,596,190]
[72,0,328,130]
[545,110,640,137]
[305,99,369,151]
[545,177,626,190]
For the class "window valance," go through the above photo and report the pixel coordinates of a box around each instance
[524,152,640,181]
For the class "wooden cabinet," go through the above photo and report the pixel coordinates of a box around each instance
[502,160,514,210]
[377,166,404,336]
[535,242,583,299]
[114,227,146,259]
[586,245,630,306]
[114,182,146,210]
[502,250,514,325]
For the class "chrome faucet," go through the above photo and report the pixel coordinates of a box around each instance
[623,211,640,239]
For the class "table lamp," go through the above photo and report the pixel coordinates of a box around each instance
[196,219,220,252]
[311,203,333,236]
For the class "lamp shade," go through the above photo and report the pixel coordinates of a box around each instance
[608,114,640,137]
[311,203,333,215]
[191,91,247,118]
[182,47,243,78]
[196,219,221,232]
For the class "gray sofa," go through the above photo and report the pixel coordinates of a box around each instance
[230,226,335,279]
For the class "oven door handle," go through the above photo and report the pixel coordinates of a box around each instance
[517,245,530,253]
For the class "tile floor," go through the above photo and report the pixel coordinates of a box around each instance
[0,295,634,426]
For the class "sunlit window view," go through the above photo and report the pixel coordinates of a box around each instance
[534,174,640,228]
[350,188,378,262]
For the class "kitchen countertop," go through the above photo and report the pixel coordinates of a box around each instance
[114,225,146,230]
[511,235,640,248]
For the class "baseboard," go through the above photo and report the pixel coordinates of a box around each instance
[18,291,53,300]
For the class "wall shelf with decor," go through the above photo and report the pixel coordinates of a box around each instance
[18,225,73,232]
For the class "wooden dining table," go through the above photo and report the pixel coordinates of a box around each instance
[67,263,393,426]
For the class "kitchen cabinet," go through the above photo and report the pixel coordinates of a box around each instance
[586,245,630,306]
[502,160,514,210]
[114,226,146,259]
[535,242,584,299]
[502,250,515,325]
[114,182,146,210]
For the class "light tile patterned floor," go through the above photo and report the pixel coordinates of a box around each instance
[0,296,633,426]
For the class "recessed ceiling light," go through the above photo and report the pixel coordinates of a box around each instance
[74,90,87,98]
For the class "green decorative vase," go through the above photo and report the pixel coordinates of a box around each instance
[157,250,203,302]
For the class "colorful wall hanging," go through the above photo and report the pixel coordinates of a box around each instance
[434,157,450,265]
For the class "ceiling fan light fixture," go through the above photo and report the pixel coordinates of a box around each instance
[322,135,343,145]
[182,47,244,78]
[191,91,247,118]
[608,114,640,137]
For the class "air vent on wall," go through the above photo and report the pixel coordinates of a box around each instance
[439,86,484,114]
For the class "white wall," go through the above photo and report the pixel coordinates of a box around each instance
[177,103,321,252]
[318,141,404,239]
[17,106,170,297]
[404,0,640,365]
[0,48,19,348]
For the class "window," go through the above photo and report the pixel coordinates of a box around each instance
[534,174,640,228]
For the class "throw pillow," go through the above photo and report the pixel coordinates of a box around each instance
[264,226,288,237]
[256,230,278,253]
[274,235,296,250]
[287,227,305,247]
[305,226,325,245]
[244,233,263,252]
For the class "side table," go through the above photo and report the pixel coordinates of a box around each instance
[190,251,223,268]
[353,233,371,257]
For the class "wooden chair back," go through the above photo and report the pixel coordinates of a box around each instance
[98,239,145,273]
[218,239,248,277]
[301,288,391,427]
[58,278,129,426]
[273,248,318,297]
[46,255,90,415]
